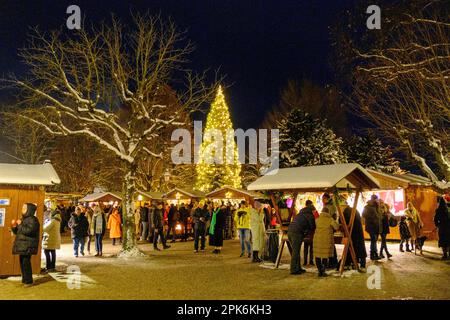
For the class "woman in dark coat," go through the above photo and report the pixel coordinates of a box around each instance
[11,203,40,286]
[434,197,450,260]
[378,201,393,259]
[342,204,367,270]
[209,203,226,254]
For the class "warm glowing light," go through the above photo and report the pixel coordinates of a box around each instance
[137,195,143,201]
[225,192,232,199]
[175,192,181,200]
[175,223,182,231]
[195,86,242,192]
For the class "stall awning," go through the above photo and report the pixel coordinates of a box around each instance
[163,188,205,200]
[0,162,61,186]
[206,185,265,199]
[136,191,164,201]
[79,192,122,202]
[247,163,379,192]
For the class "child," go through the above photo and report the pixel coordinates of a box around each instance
[399,215,412,252]
[313,207,339,277]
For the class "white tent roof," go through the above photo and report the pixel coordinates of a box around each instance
[247,163,379,191]
[79,192,122,202]
[0,162,61,186]
[206,185,266,199]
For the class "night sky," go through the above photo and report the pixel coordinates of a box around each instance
[0,0,358,130]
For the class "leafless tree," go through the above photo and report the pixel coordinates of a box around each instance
[1,14,217,256]
[352,3,449,183]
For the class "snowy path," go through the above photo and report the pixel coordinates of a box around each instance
[0,236,449,300]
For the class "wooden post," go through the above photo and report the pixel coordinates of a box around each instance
[334,190,359,274]
[287,191,298,222]
[269,193,282,225]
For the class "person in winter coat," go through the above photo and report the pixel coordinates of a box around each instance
[313,207,340,277]
[379,200,393,259]
[152,202,170,251]
[68,206,89,257]
[85,206,94,255]
[434,197,450,260]
[209,203,227,254]
[92,204,106,256]
[179,203,190,242]
[107,208,122,245]
[193,202,210,253]
[42,208,61,271]
[405,202,423,252]
[341,202,367,271]
[287,201,316,275]
[166,203,178,243]
[399,215,412,252]
[362,198,381,260]
[303,201,318,266]
[250,201,266,262]
[11,203,40,286]
[140,204,149,242]
[235,201,252,258]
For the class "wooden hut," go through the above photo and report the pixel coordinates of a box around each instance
[79,191,122,205]
[367,170,447,240]
[163,188,205,205]
[0,161,60,277]
[247,163,380,274]
[135,191,164,207]
[206,185,265,205]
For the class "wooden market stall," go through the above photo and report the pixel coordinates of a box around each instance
[205,185,265,205]
[135,191,164,207]
[0,161,60,277]
[163,188,205,205]
[367,170,448,241]
[79,191,122,206]
[247,163,380,275]
[45,192,83,207]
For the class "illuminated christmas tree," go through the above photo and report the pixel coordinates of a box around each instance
[195,86,242,192]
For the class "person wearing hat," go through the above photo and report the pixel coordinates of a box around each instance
[11,203,40,286]
[42,204,62,272]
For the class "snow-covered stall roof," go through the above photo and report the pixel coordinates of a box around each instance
[163,188,205,199]
[136,191,164,200]
[247,163,379,192]
[0,162,61,186]
[206,185,266,199]
[79,192,122,202]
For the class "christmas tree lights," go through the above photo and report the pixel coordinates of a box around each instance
[195,86,242,192]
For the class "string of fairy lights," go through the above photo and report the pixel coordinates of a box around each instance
[195,86,242,192]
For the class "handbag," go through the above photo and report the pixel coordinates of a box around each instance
[389,215,398,227]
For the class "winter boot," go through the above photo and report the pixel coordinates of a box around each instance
[252,251,257,262]
[399,243,404,252]
[406,242,411,252]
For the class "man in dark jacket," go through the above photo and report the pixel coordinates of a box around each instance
[152,202,170,251]
[179,203,190,242]
[68,207,89,257]
[193,203,210,253]
[287,201,316,275]
[11,203,40,286]
[362,197,381,260]
[166,204,178,243]
[140,204,149,242]
[342,203,367,270]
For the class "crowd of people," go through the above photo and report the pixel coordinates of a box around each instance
[8,193,450,286]
[134,200,274,261]
[287,193,450,277]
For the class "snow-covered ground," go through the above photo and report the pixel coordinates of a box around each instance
[1,235,449,300]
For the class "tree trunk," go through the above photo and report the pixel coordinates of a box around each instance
[119,164,144,257]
